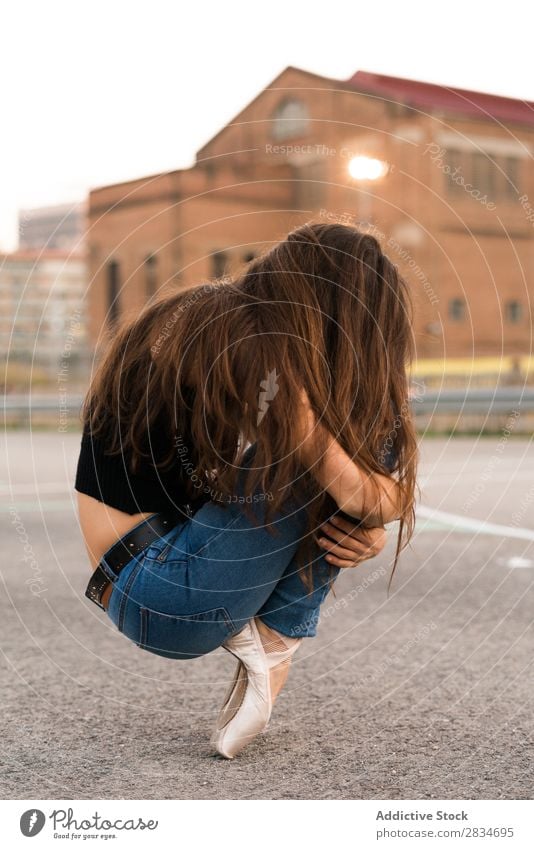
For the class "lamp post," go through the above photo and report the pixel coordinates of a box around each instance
[348,155,389,227]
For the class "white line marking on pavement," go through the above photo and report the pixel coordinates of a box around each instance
[419,472,534,486]
[416,505,534,541]
[500,556,534,569]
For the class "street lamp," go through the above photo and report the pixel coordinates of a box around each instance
[348,155,389,225]
[348,156,389,181]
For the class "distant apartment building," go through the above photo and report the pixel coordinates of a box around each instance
[87,67,534,360]
[18,202,86,251]
[0,250,87,377]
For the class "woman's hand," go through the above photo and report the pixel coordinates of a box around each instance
[314,514,387,568]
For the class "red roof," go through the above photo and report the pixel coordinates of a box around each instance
[348,70,534,127]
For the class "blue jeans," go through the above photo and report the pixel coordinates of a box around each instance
[104,471,341,660]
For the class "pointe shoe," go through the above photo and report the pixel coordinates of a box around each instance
[211,618,302,759]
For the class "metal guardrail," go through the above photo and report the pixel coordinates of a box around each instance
[2,388,534,419]
[412,387,534,414]
[2,394,85,413]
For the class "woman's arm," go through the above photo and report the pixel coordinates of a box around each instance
[296,396,403,525]
[302,428,402,525]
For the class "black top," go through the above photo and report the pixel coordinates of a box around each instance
[75,412,398,517]
[74,417,198,515]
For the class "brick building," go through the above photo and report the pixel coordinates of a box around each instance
[87,66,534,361]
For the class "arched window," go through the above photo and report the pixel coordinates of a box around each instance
[106,260,120,325]
[271,98,309,141]
[505,300,523,323]
[145,254,158,300]
[448,297,466,321]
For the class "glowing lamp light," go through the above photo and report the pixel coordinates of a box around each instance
[348,155,389,181]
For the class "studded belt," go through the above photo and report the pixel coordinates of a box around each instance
[84,510,189,610]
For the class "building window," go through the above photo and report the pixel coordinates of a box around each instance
[471,152,496,199]
[271,98,309,141]
[505,300,523,323]
[294,159,327,209]
[446,149,521,202]
[503,156,520,198]
[449,297,466,321]
[445,149,466,193]
[145,254,157,300]
[107,260,120,325]
[212,251,228,278]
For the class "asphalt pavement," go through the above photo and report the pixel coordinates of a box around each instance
[1,431,533,799]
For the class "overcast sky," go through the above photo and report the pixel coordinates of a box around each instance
[1,0,533,251]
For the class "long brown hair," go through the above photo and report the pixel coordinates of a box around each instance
[83,221,419,587]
